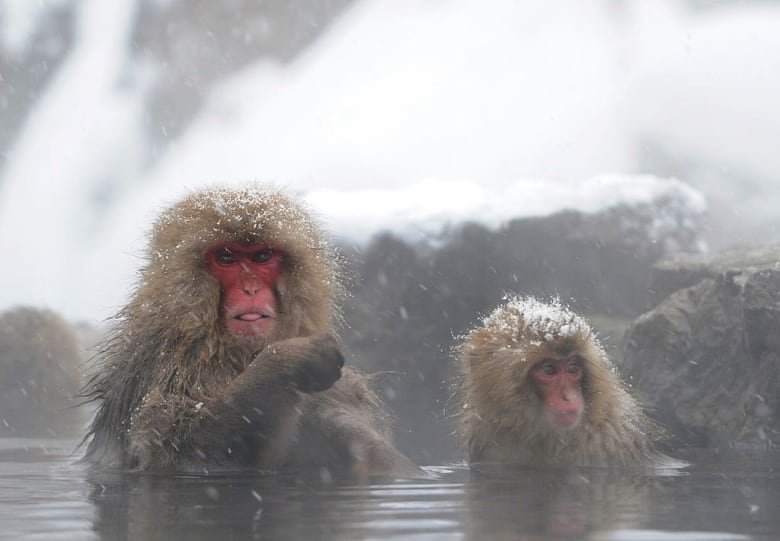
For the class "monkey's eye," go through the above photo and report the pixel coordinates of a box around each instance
[540,363,557,376]
[250,248,274,264]
[566,362,580,375]
[215,248,237,265]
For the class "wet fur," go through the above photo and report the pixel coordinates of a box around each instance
[82,185,416,478]
[456,297,670,467]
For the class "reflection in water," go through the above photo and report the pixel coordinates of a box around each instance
[0,438,779,540]
[87,470,467,540]
[462,465,693,540]
[463,467,644,540]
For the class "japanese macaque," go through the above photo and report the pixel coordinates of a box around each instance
[0,306,84,436]
[82,185,417,480]
[456,296,675,467]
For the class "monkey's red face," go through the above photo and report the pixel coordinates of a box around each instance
[205,243,284,340]
[530,355,585,430]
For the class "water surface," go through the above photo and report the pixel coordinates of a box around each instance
[0,437,777,540]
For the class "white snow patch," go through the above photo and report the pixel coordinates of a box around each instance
[305,175,704,243]
[481,296,591,346]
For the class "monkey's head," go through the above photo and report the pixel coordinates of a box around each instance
[458,296,616,437]
[135,185,341,351]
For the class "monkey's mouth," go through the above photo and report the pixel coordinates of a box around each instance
[553,411,581,429]
[227,307,277,338]
[227,304,276,322]
[234,311,273,322]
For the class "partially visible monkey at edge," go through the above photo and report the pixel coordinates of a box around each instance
[455,296,681,468]
[0,306,84,437]
[81,184,418,480]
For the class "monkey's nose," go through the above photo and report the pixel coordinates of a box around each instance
[560,388,576,402]
[242,282,260,295]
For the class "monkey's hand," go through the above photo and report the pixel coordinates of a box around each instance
[255,333,345,393]
[190,334,344,467]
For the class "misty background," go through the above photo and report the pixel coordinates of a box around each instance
[1,0,779,462]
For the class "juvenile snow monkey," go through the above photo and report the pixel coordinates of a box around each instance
[455,296,679,467]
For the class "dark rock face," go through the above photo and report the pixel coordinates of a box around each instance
[340,199,705,464]
[649,244,780,305]
[0,306,85,437]
[622,245,780,450]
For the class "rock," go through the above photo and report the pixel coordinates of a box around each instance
[622,245,780,450]
[649,243,780,305]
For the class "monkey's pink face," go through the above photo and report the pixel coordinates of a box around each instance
[205,243,284,340]
[530,355,585,430]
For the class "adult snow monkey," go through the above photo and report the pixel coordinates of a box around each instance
[82,184,417,481]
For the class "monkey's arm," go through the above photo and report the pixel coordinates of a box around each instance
[291,370,421,480]
[128,334,344,470]
[331,416,421,480]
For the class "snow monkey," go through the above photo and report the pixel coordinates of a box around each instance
[456,296,677,467]
[0,306,83,436]
[82,184,417,480]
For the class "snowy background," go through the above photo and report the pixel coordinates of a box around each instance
[1,0,779,325]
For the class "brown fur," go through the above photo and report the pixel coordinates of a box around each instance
[82,184,417,479]
[456,296,671,467]
[0,306,83,436]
